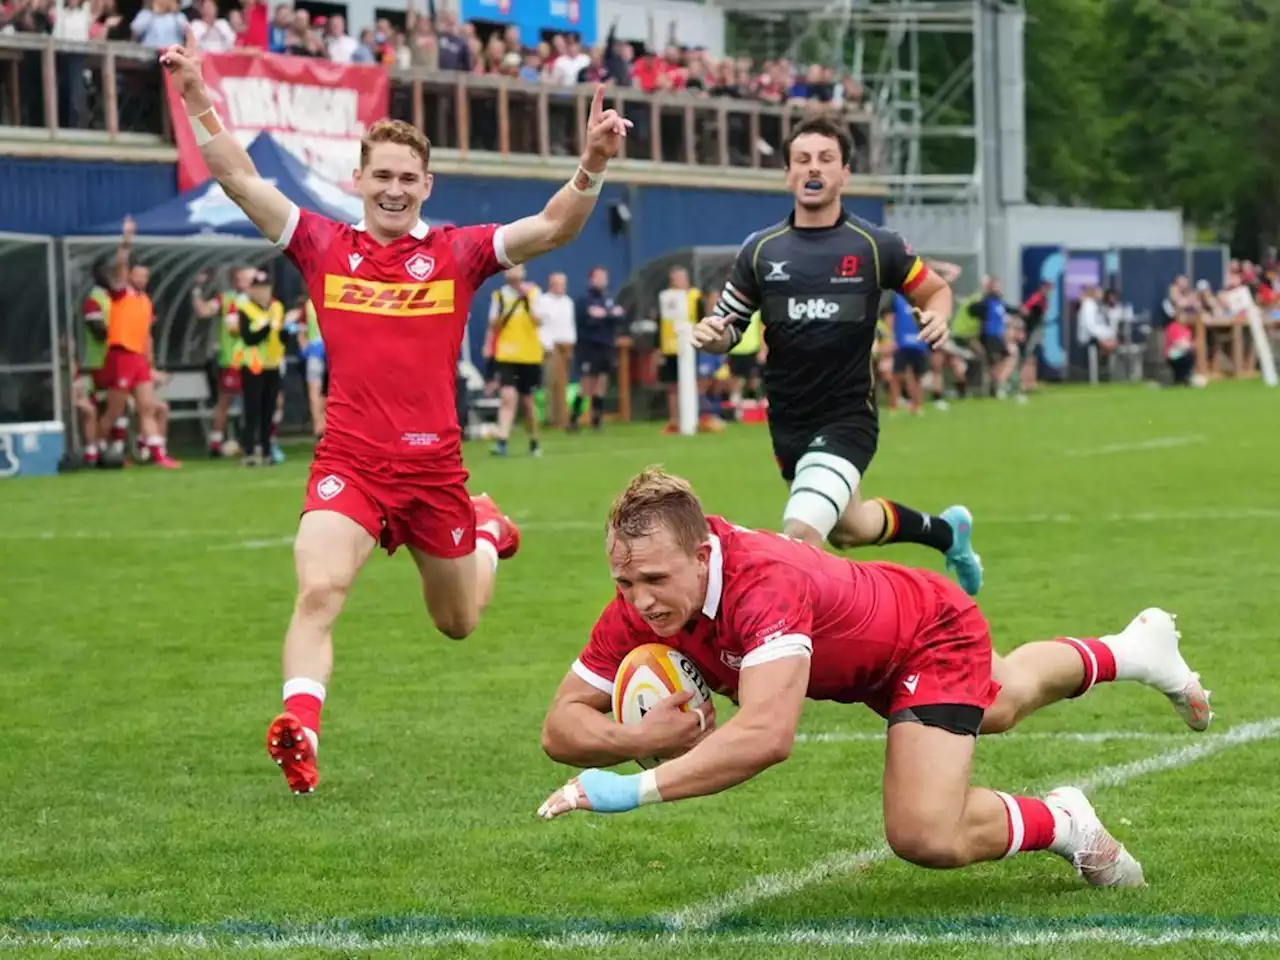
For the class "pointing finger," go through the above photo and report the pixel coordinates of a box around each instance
[589,83,605,124]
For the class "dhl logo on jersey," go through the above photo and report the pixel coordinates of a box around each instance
[322,276,455,317]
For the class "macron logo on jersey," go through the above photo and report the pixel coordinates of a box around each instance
[451,527,465,545]
[348,253,363,271]
[903,674,920,695]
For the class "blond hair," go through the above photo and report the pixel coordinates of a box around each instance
[607,466,709,556]
[360,119,431,172]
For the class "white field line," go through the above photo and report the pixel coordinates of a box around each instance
[7,925,1280,953]
[796,730,1199,745]
[1066,435,1205,457]
[6,507,1280,549]
[661,717,1280,932]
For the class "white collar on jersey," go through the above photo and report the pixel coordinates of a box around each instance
[702,534,724,618]
[353,220,431,240]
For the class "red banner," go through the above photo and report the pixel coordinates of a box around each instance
[166,52,389,192]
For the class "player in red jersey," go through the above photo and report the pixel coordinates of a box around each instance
[537,469,1213,888]
[161,28,631,794]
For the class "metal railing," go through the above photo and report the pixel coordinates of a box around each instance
[0,35,883,174]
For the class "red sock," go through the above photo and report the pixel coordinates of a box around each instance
[995,792,1058,856]
[147,440,166,460]
[282,678,325,742]
[1055,636,1117,697]
[109,424,127,444]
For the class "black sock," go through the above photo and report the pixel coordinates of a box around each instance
[570,394,584,425]
[590,395,603,428]
[873,499,954,553]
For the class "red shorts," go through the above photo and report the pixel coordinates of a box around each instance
[88,368,112,394]
[302,453,475,558]
[219,367,242,394]
[103,346,152,391]
[867,576,1001,719]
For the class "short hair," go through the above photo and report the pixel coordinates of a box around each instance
[360,119,431,172]
[607,466,709,557]
[783,115,853,169]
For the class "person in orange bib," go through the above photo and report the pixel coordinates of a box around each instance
[98,216,180,469]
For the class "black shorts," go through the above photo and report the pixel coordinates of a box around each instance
[771,416,879,484]
[892,349,928,376]
[728,354,760,379]
[659,354,680,384]
[496,362,542,395]
[981,334,1009,361]
[576,343,614,377]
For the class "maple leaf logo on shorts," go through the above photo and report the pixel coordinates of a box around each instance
[316,475,345,500]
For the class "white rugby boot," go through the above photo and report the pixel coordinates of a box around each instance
[1045,787,1146,888]
[1105,607,1213,732]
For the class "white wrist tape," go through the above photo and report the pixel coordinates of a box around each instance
[189,106,226,147]
[569,165,604,197]
[638,769,663,806]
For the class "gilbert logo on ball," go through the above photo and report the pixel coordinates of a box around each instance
[612,643,711,770]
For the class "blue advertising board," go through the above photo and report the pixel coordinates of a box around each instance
[460,0,597,43]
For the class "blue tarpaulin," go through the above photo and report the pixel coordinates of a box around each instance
[79,134,369,238]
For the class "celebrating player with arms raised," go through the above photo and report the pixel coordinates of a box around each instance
[161,29,630,794]
[537,469,1213,887]
[691,116,982,594]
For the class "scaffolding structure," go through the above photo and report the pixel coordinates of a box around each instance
[720,0,1025,274]
[725,0,1017,200]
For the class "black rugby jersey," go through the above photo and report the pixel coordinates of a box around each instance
[713,209,927,428]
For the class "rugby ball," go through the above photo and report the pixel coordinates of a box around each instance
[612,643,712,770]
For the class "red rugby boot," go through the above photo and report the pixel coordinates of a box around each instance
[266,712,318,794]
[472,493,521,559]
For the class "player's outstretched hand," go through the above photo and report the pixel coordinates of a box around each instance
[914,308,951,348]
[538,769,642,819]
[691,315,729,350]
[159,25,207,102]
[582,84,633,170]
[640,688,716,759]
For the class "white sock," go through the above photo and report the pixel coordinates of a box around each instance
[1047,803,1075,856]
[476,538,499,572]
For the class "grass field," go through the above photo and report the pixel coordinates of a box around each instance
[2,381,1279,957]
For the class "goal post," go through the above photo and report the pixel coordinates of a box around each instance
[1220,286,1277,387]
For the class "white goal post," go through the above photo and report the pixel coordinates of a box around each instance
[1220,286,1278,387]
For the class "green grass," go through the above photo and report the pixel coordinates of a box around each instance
[2,381,1278,957]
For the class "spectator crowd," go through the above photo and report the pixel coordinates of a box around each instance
[2,0,867,111]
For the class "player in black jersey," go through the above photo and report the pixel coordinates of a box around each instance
[691,115,984,595]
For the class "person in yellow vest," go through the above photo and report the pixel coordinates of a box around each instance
[192,264,254,457]
[73,261,113,466]
[237,269,286,467]
[727,307,766,413]
[489,264,544,458]
[656,265,708,433]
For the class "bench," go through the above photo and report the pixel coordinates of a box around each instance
[154,369,215,444]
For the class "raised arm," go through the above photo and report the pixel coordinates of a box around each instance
[160,27,294,245]
[499,85,632,266]
[114,216,135,291]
